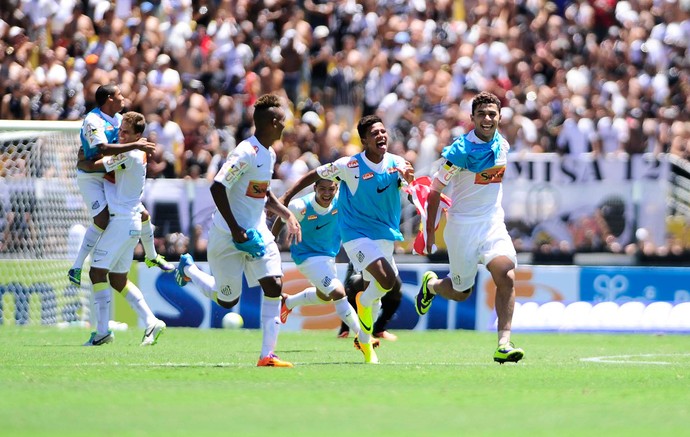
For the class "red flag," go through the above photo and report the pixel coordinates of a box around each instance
[403,177,452,255]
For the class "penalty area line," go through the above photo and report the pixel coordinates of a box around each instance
[581,353,690,365]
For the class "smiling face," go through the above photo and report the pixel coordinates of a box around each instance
[471,102,501,142]
[362,121,388,163]
[314,179,338,208]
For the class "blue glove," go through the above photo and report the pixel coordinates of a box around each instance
[234,228,266,258]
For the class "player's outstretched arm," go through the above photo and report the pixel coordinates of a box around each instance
[99,137,156,156]
[210,181,247,242]
[267,190,301,245]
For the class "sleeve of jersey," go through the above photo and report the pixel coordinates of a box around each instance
[214,149,250,189]
[315,160,345,181]
[83,118,108,148]
[435,160,459,186]
[286,199,306,223]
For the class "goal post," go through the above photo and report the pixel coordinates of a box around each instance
[0,120,91,326]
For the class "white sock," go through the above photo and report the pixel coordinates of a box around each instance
[373,298,382,324]
[140,219,157,260]
[73,224,103,269]
[93,283,111,335]
[334,297,360,335]
[359,281,387,307]
[122,281,157,326]
[260,297,281,358]
[285,287,322,310]
[185,263,217,299]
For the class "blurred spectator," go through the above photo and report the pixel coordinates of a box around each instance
[1,83,31,120]
[146,104,184,178]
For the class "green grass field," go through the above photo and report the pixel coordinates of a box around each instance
[1,327,688,436]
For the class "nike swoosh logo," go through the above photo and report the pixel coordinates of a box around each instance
[257,163,264,167]
[358,315,371,332]
[376,183,392,193]
[315,223,329,230]
[419,301,432,311]
[354,175,359,179]
[93,259,103,263]
[144,326,154,337]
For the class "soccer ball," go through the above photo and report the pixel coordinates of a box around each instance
[222,312,244,329]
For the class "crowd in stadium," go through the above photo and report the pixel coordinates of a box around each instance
[1,0,689,259]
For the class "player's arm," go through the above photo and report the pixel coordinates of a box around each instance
[267,190,301,245]
[98,137,156,156]
[280,169,321,205]
[426,162,455,254]
[210,181,247,242]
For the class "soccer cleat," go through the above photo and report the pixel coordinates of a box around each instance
[257,353,294,368]
[355,292,373,335]
[373,330,398,342]
[353,337,380,351]
[279,294,292,324]
[145,254,175,271]
[357,340,379,364]
[415,271,438,315]
[175,253,194,286]
[83,331,114,346]
[493,342,525,364]
[141,319,166,346]
[337,330,350,339]
[68,268,82,286]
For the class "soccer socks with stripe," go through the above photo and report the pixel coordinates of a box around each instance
[73,223,104,269]
[140,219,157,260]
[285,287,323,310]
[121,281,157,326]
[358,281,390,344]
[334,297,360,335]
[93,282,112,335]
[260,297,281,358]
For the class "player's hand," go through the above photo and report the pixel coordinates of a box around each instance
[397,161,415,185]
[135,137,157,155]
[426,232,437,255]
[233,228,266,258]
[284,214,302,246]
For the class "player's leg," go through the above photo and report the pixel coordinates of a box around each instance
[483,221,523,364]
[373,275,402,341]
[109,270,166,346]
[71,175,109,285]
[140,208,174,271]
[249,242,293,367]
[85,265,114,346]
[338,262,361,337]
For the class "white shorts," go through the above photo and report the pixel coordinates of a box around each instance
[444,218,517,291]
[297,256,342,294]
[343,238,398,283]
[77,172,107,217]
[91,216,141,273]
[207,224,282,303]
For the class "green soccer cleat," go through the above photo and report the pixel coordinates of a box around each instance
[145,254,175,271]
[83,331,114,346]
[355,292,373,335]
[356,339,379,364]
[415,271,437,315]
[141,319,166,346]
[68,268,82,286]
[493,342,525,364]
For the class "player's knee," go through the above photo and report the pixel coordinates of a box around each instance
[378,275,397,291]
[327,288,346,301]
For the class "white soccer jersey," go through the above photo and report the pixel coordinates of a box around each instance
[212,136,276,241]
[80,109,122,161]
[103,150,146,218]
[435,130,510,224]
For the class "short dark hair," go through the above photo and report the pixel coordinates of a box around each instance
[471,91,501,115]
[357,115,383,140]
[95,84,118,107]
[122,111,146,134]
[253,94,282,126]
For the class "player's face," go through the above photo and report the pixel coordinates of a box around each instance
[314,180,338,207]
[363,122,388,162]
[271,107,286,138]
[118,124,138,143]
[108,87,125,113]
[471,103,501,142]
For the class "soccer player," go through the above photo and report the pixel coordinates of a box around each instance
[69,84,173,286]
[271,178,375,351]
[83,111,166,346]
[175,94,301,367]
[416,91,525,364]
[281,115,415,364]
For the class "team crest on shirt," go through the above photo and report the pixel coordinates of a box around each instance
[347,160,359,168]
[91,200,100,210]
[220,285,233,296]
[246,180,269,198]
[362,172,374,180]
[322,276,332,287]
[307,214,317,220]
[474,166,505,185]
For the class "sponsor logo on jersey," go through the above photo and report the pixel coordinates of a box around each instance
[307,214,317,220]
[347,160,359,168]
[474,166,505,185]
[362,172,374,180]
[246,180,269,198]
[441,161,459,183]
[319,163,339,179]
[331,209,338,215]
[223,160,247,183]
[387,167,398,174]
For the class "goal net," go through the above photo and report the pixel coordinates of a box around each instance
[0,120,91,326]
